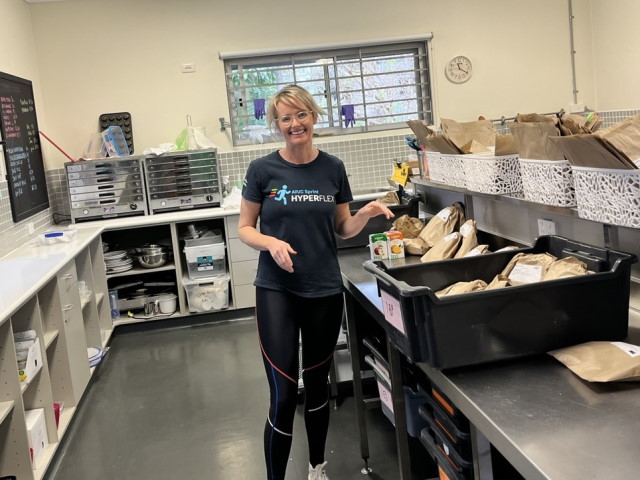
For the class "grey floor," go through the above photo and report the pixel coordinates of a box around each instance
[43,315,430,480]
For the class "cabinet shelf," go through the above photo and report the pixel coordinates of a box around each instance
[33,442,57,480]
[80,294,92,310]
[20,364,42,395]
[44,329,59,349]
[106,262,176,279]
[0,400,14,424]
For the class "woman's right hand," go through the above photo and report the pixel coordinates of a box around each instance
[267,238,297,273]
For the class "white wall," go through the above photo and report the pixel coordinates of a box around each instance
[590,0,640,110]
[0,0,48,173]
[21,0,600,170]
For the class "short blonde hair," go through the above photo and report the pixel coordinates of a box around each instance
[266,84,325,130]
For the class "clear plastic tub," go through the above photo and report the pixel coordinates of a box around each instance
[184,242,226,279]
[183,274,230,312]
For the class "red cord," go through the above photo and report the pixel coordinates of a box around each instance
[39,130,77,162]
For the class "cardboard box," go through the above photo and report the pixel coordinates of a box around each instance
[25,408,49,469]
[369,233,389,260]
[386,231,405,259]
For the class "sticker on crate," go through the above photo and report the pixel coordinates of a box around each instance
[380,290,405,335]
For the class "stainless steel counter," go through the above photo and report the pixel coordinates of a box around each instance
[338,247,640,480]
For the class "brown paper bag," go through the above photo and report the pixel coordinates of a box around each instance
[441,118,496,152]
[559,114,587,135]
[464,244,489,257]
[376,191,400,205]
[485,274,512,290]
[406,120,462,154]
[516,113,557,123]
[544,256,589,280]
[495,134,518,156]
[436,279,487,297]
[549,341,640,382]
[392,214,424,239]
[420,232,461,262]
[403,237,429,255]
[595,113,640,163]
[418,206,460,247]
[508,122,565,160]
[454,219,478,258]
[548,135,637,169]
[500,253,557,285]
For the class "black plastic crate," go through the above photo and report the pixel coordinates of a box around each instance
[420,426,472,480]
[419,399,471,459]
[364,235,637,369]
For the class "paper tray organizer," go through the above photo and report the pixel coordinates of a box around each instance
[364,235,637,369]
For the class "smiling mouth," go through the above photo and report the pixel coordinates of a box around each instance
[290,128,306,136]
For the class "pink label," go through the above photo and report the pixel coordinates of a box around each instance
[376,380,394,414]
[380,290,405,335]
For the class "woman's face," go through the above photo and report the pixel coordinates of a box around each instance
[275,100,315,147]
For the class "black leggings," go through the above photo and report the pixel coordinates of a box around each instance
[256,287,344,480]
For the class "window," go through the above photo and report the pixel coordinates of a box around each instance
[220,36,433,146]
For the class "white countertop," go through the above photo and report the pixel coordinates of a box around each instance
[0,225,104,325]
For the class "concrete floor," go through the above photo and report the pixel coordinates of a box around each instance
[43,316,432,480]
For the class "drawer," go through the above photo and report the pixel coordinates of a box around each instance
[233,284,256,309]
[231,260,258,286]
[57,260,79,295]
[229,238,259,262]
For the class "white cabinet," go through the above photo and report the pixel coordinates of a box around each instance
[0,230,112,480]
[101,213,258,321]
[226,214,258,309]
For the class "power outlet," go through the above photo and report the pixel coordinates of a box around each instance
[27,222,34,235]
[537,219,556,236]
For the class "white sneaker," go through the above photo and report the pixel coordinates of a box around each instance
[308,461,329,480]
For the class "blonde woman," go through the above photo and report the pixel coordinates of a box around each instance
[239,84,393,480]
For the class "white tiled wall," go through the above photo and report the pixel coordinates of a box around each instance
[1,110,638,259]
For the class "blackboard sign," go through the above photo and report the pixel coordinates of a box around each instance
[0,71,49,223]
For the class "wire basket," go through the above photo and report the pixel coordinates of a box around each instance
[518,159,576,207]
[462,154,522,195]
[573,167,640,229]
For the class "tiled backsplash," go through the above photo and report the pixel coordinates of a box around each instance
[1,110,638,259]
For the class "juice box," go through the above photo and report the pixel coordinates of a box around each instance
[369,233,389,260]
[386,231,405,259]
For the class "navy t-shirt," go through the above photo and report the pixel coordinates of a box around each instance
[241,150,353,297]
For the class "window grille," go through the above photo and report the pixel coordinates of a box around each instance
[220,36,433,146]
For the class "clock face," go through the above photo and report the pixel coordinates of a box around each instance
[445,56,473,83]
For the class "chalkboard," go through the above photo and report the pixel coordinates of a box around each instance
[0,71,49,223]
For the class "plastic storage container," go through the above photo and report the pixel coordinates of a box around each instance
[183,274,230,312]
[420,421,473,480]
[573,167,640,229]
[418,387,471,460]
[364,235,637,369]
[364,354,428,437]
[462,154,522,195]
[184,242,226,279]
[518,158,576,207]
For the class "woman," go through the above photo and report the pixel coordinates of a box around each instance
[238,84,393,480]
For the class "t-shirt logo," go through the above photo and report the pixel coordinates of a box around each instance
[268,185,335,205]
[270,185,291,205]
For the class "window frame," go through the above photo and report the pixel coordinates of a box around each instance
[220,35,434,146]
